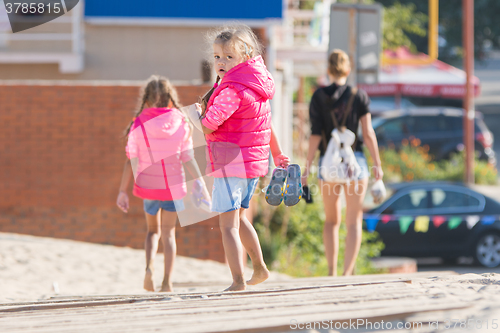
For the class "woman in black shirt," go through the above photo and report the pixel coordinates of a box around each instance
[302,49,384,276]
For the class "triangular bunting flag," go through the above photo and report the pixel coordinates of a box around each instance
[399,216,413,234]
[381,215,392,224]
[365,216,379,232]
[481,216,496,225]
[414,216,430,233]
[448,216,462,230]
[466,215,480,229]
[432,216,446,228]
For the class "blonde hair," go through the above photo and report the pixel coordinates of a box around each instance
[124,75,183,136]
[328,49,351,78]
[200,24,263,114]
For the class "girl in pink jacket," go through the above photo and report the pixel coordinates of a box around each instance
[117,76,209,292]
[198,25,290,291]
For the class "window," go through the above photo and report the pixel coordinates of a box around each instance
[448,117,462,133]
[377,117,411,136]
[413,115,448,133]
[431,189,481,209]
[383,189,429,214]
[447,117,482,134]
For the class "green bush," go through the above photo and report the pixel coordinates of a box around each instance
[253,182,385,277]
[373,138,498,185]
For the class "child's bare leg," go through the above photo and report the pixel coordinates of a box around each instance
[144,212,161,291]
[219,210,246,291]
[160,209,177,292]
[239,208,269,285]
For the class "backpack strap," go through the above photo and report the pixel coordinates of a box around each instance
[320,86,357,151]
[328,87,358,151]
[321,131,328,152]
[348,88,359,150]
[346,88,359,150]
[331,87,358,133]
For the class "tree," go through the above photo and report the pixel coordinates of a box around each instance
[381,2,427,52]
[338,0,428,52]
[377,0,500,62]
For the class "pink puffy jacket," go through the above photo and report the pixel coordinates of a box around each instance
[126,108,194,201]
[204,56,274,178]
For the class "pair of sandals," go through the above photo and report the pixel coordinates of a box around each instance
[265,164,302,207]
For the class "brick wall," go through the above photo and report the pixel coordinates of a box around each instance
[0,82,228,263]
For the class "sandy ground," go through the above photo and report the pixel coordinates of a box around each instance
[0,232,291,303]
[6,232,500,332]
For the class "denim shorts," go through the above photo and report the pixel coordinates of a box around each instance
[318,151,370,181]
[143,199,185,215]
[212,177,259,213]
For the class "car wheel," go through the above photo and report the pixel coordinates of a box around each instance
[475,233,500,268]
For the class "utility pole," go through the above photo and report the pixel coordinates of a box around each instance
[463,0,474,184]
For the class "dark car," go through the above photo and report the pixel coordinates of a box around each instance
[364,182,500,267]
[371,107,496,165]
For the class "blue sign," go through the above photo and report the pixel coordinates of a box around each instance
[85,0,283,20]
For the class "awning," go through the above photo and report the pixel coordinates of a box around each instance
[359,48,480,98]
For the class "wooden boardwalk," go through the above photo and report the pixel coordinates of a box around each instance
[1,271,499,333]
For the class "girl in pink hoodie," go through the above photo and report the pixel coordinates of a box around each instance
[198,25,290,291]
[117,76,209,292]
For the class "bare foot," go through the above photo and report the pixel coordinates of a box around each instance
[224,281,246,292]
[144,268,155,292]
[160,280,173,292]
[247,265,270,285]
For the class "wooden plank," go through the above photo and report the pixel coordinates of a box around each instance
[0,294,468,328]
[0,279,414,313]
[0,284,444,319]
[0,282,449,323]
[0,298,471,333]
[0,272,474,333]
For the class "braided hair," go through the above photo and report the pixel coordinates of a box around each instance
[124,75,182,136]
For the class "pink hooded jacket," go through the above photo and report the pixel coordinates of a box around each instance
[203,56,274,178]
[126,108,194,201]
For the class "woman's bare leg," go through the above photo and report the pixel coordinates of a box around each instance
[239,208,270,285]
[144,212,161,291]
[219,210,246,291]
[342,178,369,276]
[320,180,343,276]
[159,209,177,292]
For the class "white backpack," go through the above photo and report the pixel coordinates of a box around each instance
[319,88,361,184]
